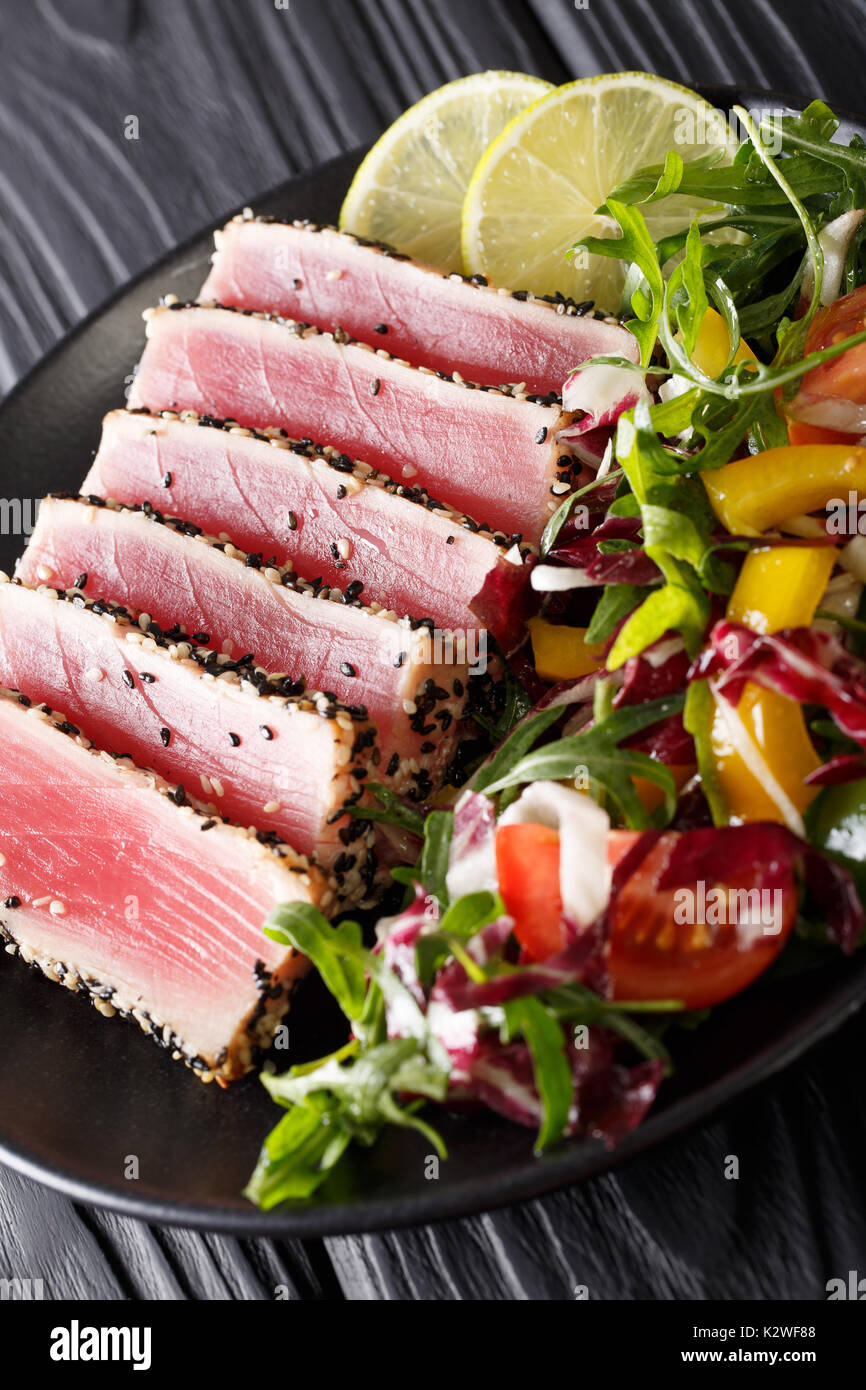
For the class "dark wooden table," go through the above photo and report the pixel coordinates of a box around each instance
[2,0,865,1301]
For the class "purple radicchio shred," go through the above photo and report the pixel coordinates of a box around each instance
[549,514,660,587]
[805,752,866,786]
[693,620,866,746]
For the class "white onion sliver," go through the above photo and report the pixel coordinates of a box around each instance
[531,564,598,592]
[499,781,611,928]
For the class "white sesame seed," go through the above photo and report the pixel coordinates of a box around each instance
[200,774,213,796]
[36,565,53,582]
[210,778,225,798]
[49,900,67,916]
[402,699,417,715]
[336,537,352,560]
[263,800,281,814]
[32,896,52,909]
[326,269,343,281]
[83,667,105,683]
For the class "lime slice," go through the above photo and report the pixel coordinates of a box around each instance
[462,71,738,310]
[339,71,552,271]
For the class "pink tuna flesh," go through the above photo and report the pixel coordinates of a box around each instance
[128,304,580,545]
[0,579,378,901]
[200,216,639,396]
[18,497,469,799]
[0,687,321,1081]
[83,409,534,651]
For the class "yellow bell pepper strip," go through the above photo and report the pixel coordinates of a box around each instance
[709,544,836,825]
[725,543,837,633]
[703,444,866,536]
[527,617,605,682]
[685,306,758,379]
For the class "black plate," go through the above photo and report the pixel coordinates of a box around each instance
[2,86,866,1237]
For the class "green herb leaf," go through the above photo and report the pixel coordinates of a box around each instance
[683,679,729,827]
[584,583,655,644]
[265,904,368,1022]
[418,810,454,908]
[348,781,425,837]
[503,997,573,1150]
[482,694,684,829]
[572,197,665,365]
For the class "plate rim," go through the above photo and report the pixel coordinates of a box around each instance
[2,83,866,1238]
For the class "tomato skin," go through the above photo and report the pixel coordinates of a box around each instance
[495,823,564,961]
[606,832,797,1009]
[786,419,859,448]
[793,285,866,428]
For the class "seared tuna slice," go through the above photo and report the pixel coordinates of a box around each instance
[0,686,322,1083]
[128,303,582,544]
[82,409,534,651]
[0,579,378,904]
[200,216,639,395]
[18,497,469,801]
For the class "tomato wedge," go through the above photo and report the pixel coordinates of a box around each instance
[495,823,564,961]
[786,419,859,448]
[791,284,866,432]
[606,831,797,1008]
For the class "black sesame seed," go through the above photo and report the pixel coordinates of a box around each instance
[229,732,240,747]
[200,819,217,831]
[535,427,548,444]
[260,725,274,740]
[336,484,347,499]
[122,670,135,689]
[386,752,400,778]
[160,727,171,747]
[394,651,407,668]
[370,377,381,396]
[340,661,356,678]
[140,672,155,683]
[74,572,88,590]
[162,472,172,488]
[446,535,455,545]
[287,511,298,531]
[192,632,210,644]
[373,323,388,334]
[4,896,20,909]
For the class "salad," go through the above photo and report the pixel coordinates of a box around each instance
[246,88,866,1208]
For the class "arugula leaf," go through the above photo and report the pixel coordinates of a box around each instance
[265,904,367,1023]
[670,219,709,357]
[503,997,573,1150]
[416,891,503,987]
[683,679,729,827]
[415,810,453,909]
[481,694,684,829]
[540,467,624,557]
[348,781,425,837]
[473,702,563,794]
[543,981,678,1067]
[607,555,709,668]
[584,583,654,643]
[471,641,533,741]
[571,197,665,365]
[244,1038,449,1207]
